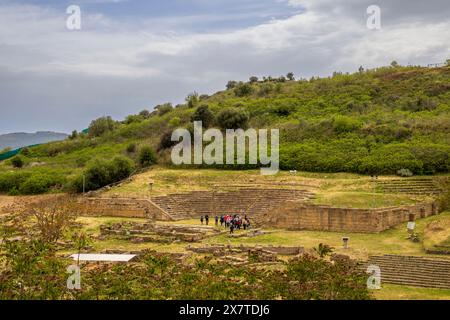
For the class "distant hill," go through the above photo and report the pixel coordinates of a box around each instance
[0,131,68,150]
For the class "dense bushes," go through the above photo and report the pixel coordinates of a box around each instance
[138,146,157,167]
[88,116,116,137]
[71,156,134,192]
[18,173,65,195]
[280,140,450,175]
[0,170,65,195]
[0,65,448,196]
[217,108,250,129]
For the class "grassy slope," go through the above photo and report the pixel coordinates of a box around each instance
[103,166,431,208]
[0,65,449,195]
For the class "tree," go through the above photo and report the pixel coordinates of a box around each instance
[138,146,157,167]
[191,105,215,128]
[358,65,365,73]
[234,82,253,97]
[286,72,295,81]
[186,92,199,108]
[88,116,116,137]
[11,156,24,168]
[20,147,30,156]
[27,196,78,243]
[109,156,134,181]
[69,130,78,140]
[155,103,173,116]
[390,60,399,67]
[216,108,249,130]
[226,80,238,90]
[126,143,137,153]
[249,76,259,83]
[139,109,151,118]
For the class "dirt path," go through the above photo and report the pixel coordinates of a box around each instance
[0,194,58,214]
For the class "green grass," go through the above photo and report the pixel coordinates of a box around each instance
[374,284,450,300]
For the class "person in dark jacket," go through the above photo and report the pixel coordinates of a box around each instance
[200,215,204,225]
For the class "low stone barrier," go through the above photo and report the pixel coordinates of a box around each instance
[264,201,439,233]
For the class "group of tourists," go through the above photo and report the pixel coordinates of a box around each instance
[200,214,251,234]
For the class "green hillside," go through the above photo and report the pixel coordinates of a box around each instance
[1,64,449,195]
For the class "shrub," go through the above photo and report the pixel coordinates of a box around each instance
[11,156,24,168]
[234,82,253,97]
[397,168,413,177]
[185,92,199,108]
[81,160,111,191]
[0,171,31,193]
[158,131,178,151]
[71,156,134,193]
[88,116,116,137]
[126,143,137,153]
[138,146,157,167]
[333,116,361,134]
[190,105,215,128]
[19,173,64,195]
[68,130,78,140]
[139,109,151,118]
[217,108,249,130]
[109,156,134,181]
[168,117,181,127]
[124,114,143,124]
[258,83,273,97]
[20,147,30,156]
[226,80,237,90]
[155,103,173,116]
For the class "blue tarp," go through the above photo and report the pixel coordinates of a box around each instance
[0,144,41,161]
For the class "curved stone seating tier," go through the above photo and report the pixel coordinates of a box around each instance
[376,178,444,195]
[150,188,316,220]
[361,255,450,289]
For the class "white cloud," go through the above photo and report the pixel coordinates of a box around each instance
[0,1,449,133]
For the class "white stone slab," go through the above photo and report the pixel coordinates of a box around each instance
[69,254,136,262]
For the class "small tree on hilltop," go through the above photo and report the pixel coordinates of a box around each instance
[186,92,199,108]
[286,72,295,81]
[249,76,259,83]
[226,80,238,90]
[88,116,116,137]
[191,105,215,128]
[69,130,78,140]
[139,109,151,119]
[234,82,253,97]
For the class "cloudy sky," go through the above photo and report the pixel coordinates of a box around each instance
[0,0,449,134]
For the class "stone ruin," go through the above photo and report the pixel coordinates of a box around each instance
[186,244,305,266]
[99,221,222,243]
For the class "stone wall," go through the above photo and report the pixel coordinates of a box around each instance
[77,198,173,220]
[264,201,439,233]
